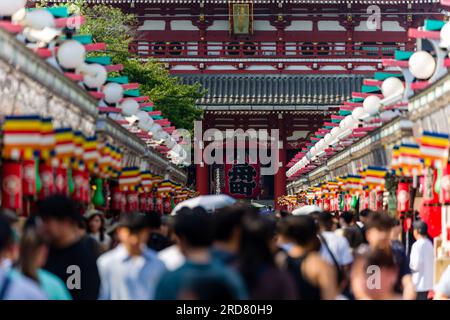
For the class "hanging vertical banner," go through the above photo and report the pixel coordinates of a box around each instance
[1,161,23,210]
[397,182,410,213]
[223,162,260,199]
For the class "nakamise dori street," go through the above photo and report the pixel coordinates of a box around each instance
[1,0,450,304]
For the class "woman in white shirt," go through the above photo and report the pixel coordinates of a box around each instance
[410,221,434,300]
[86,210,111,253]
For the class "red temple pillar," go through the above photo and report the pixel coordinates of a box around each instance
[196,162,209,195]
[275,114,287,210]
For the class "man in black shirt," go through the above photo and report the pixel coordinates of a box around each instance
[37,195,100,300]
[146,211,171,252]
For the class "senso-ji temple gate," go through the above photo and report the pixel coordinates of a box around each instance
[53,0,442,208]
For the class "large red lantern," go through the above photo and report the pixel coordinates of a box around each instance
[55,167,68,195]
[72,169,84,202]
[139,193,147,212]
[440,163,450,204]
[1,161,23,210]
[22,159,36,197]
[423,168,440,205]
[126,191,139,212]
[39,163,54,200]
[147,194,155,212]
[111,186,123,211]
[397,182,410,213]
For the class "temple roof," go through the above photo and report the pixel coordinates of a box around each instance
[179,74,364,107]
[44,0,440,4]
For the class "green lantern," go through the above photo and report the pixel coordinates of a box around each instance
[68,167,75,195]
[35,157,42,194]
[92,177,105,207]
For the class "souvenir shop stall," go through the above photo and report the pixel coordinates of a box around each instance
[285,17,450,283]
[0,2,192,217]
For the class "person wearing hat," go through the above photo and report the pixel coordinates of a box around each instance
[97,212,167,300]
[409,220,434,300]
[37,195,100,300]
[85,209,111,253]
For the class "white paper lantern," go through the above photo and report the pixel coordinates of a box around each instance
[24,9,55,30]
[150,123,163,135]
[317,139,326,151]
[0,0,26,16]
[363,95,381,116]
[331,127,342,138]
[440,22,450,48]
[352,107,367,121]
[339,119,347,130]
[380,110,397,122]
[409,51,436,80]
[139,119,153,132]
[120,99,139,116]
[381,77,404,98]
[103,83,124,104]
[310,146,316,155]
[172,144,183,154]
[343,115,356,130]
[324,133,333,145]
[57,40,86,69]
[80,64,107,89]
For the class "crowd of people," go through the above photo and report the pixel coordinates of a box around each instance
[1,194,450,300]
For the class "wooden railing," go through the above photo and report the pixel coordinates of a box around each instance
[130,41,411,59]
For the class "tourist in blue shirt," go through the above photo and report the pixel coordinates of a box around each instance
[155,207,248,300]
[0,215,47,300]
[12,225,71,300]
[97,213,167,300]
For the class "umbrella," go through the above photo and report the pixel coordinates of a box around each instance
[291,205,322,216]
[171,194,236,215]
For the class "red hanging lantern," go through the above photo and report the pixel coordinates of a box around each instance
[111,186,123,211]
[440,163,450,204]
[139,193,147,212]
[72,169,84,202]
[423,168,440,205]
[156,197,163,214]
[22,159,36,197]
[361,190,369,210]
[147,194,155,212]
[126,191,139,212]
[39,163,54,200]
[1,161,23,210]
[163,197,172,214]
[397,182,410,213]
[323,198,330,212]
[375,191,384,211]
[55,167,68,195]
[419,202,441,238]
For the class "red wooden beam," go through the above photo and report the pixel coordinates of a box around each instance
[410,81,430,90]
[120,96,149,103]
[122,83,140,90]
[54,16,85,28]
[36,48,53,59]
[382,59,409,68]
[0,22,23,33]
[84,43,106,52]
[105,64,124,72]
[140,102,154,108]
[148,111,162,116]
[408,28,441,40]
[344,101,363,107]
[363,79,383,87]
[89,91,105,99]
[65,73,83,81]
[98,107,121,113]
